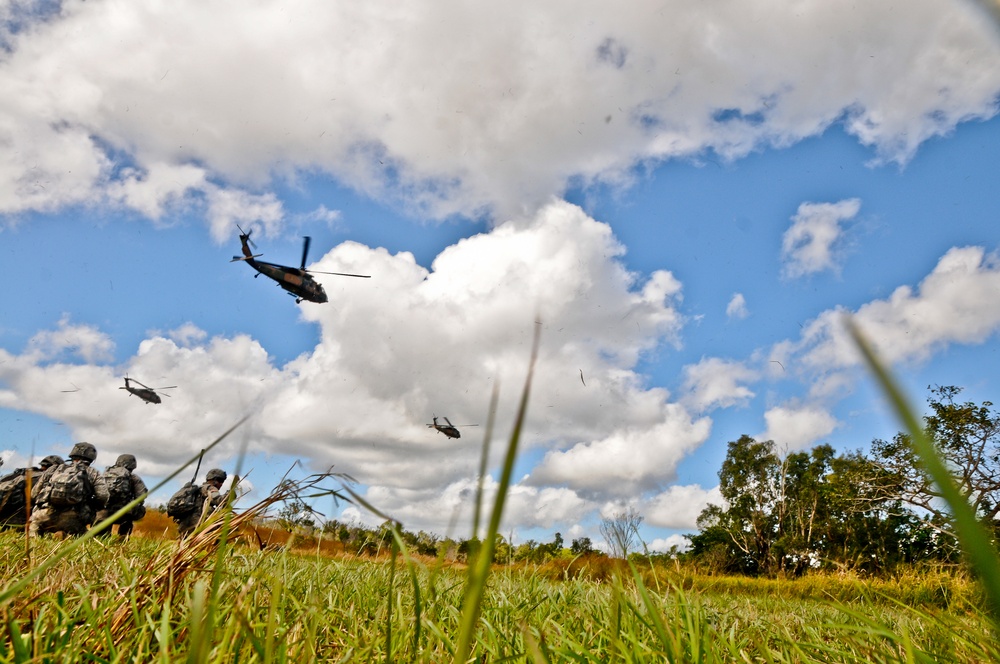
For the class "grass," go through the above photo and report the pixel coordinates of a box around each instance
[0,531,995,662]
[0,322,999,662]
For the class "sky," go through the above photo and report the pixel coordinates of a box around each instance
[2,0,1000,553]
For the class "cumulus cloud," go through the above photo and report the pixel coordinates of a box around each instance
[0,1,996,225]
[781,199,861,278]
[643,484,723,530]
[726,293,748,320]
[528,408,711,496]
[759,404,839,452]
[24,315,115,363]
[0,201,705,532]
[783,246,1000,389]
[648,534,692,553]
[680,357,757,412]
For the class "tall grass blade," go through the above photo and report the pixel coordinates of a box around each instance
[453,321,540,663]
[473,382,501,542]
[848,318,1000,631]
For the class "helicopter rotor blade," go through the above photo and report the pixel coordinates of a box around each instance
[301,236,311,270]
[231,254,263,262]
[236,224,257,249]
[306,269,371,278]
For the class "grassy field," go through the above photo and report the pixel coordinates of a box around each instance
[1,331,997,662]
[0,516,996,663]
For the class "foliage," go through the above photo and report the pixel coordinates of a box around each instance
[869,385,1000,544]
[276,499,316,531]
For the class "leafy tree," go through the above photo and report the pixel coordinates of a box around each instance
[711,435,782,574]
[570,537,594,555]
[600,508,643,559]
[687,435,917,575]
[868,385,1000,544]
[276,500,316,531]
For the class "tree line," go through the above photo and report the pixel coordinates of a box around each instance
[685,385,1000,576]
[260,385,997,576]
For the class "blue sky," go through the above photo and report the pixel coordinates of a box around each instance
[2,0,1000,552]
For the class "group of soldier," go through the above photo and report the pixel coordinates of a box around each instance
[0,441,228,539]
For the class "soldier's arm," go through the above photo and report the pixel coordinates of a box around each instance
[132,475,148,503]
[30,468,51,501]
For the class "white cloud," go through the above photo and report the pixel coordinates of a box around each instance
[791,246,1000,377]
[24,315,115,363]
[167,323,208,347]
[781,199,861,278]
[643,484,723,530]
[528,408,711,496]
[0,201,705,530]
[680,357,757,412]
[648,534,691,554]
[0,2,996,223]
[759,404,839,452]
[204,187,285,243]
[726,293,748,319]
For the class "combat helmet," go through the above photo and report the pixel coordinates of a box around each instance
[69,442,97,462]
[116,454,137,471]
[206,468,227,482]
[39,455,65,470]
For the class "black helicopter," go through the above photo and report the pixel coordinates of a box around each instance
[427,416,478,439]
[231,227,370,303]
[120,377,176,404]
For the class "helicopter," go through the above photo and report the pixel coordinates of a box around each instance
[427,416,478,439]
[120,376,176,404]
[231,227,370,303]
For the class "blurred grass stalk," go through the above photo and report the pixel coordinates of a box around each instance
[847,317,1000,633]
[453,322,540,663]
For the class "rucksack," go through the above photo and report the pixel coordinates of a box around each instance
[0,469,28,519]
[45,463,92,508]
[103,466,133,506]
[166,483,203,519]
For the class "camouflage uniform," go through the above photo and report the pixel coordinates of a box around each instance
[30,443,109,537]
[176,469,227,538]
[0,455,64,530]
[95,454,148,537]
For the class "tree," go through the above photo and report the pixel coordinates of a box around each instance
[276,500,315,531]
[600,507,643,559]
[868,385,1000,544]
[570,537,594,555]
[686,435,911,575]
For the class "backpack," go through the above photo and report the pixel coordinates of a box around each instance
[103,466,134,506]
[0,469,28,519]
[45,463,92,508]
[166,483,204,519]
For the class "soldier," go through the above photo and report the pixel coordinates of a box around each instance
[95,454,148,538]
[30,442,109,537]
[169,468,228,538]
[0,455,64,530]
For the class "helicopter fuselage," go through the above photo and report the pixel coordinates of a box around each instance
[429,417,462,439]
[126,387,161,404]
[245,257,328,303]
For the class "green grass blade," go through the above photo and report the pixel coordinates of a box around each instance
[473,382,501,544]
[848,318,1000,631]
[453,322,540,663]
